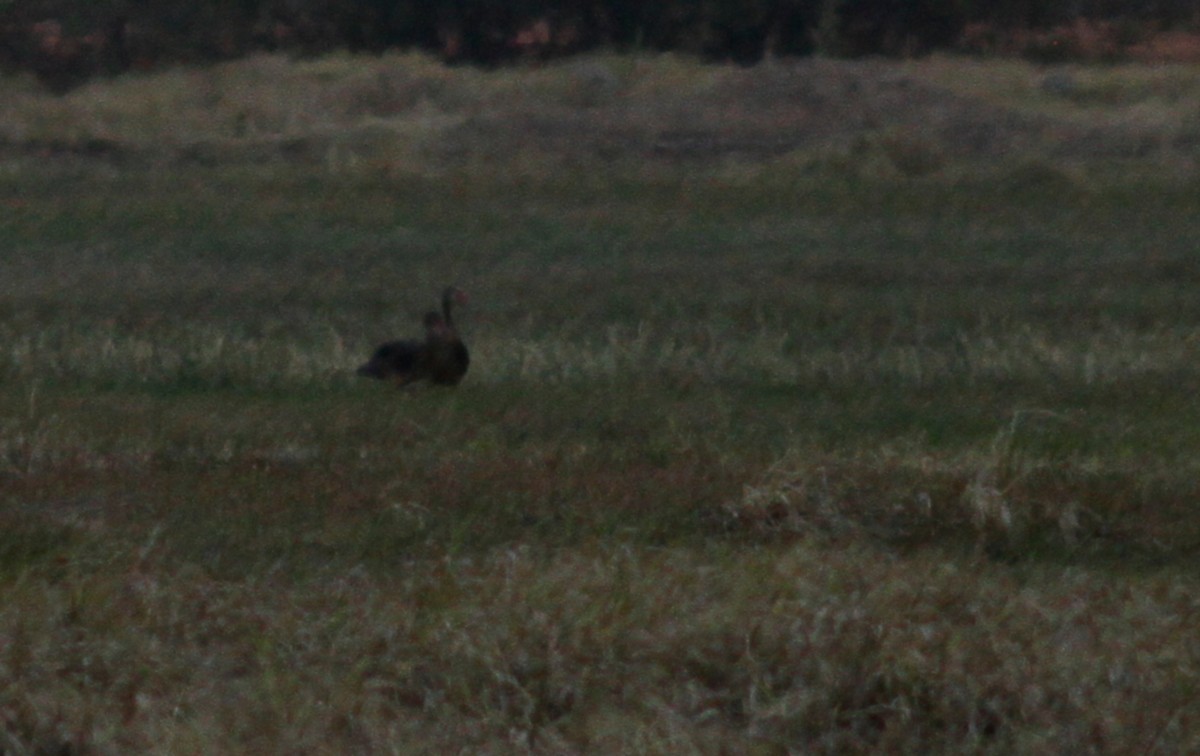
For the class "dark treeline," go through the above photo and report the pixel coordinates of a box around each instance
[3,0,1199,91]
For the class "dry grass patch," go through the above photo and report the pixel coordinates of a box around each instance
[4,52,1200,176]
[2,544,1198,752]
[727,428,1200,559]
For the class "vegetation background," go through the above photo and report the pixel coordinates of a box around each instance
[2,2,1200,753]
[6,0,1200,91]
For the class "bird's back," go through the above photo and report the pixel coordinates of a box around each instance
[356,339,425,382]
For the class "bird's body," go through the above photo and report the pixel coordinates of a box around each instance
[356,311,445,385]
[357,287,470,387]
[358,339,421,379]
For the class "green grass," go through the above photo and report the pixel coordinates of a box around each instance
[1,53,1200,752]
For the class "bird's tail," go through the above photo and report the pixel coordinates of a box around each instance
[356,361,384,378]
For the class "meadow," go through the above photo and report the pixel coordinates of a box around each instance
[1,52,1200,752]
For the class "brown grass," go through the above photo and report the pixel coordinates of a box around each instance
[3,541,1197,752]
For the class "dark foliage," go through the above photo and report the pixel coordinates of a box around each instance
[1,0,1198,91]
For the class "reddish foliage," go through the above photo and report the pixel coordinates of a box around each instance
[958,19,1200,63]
[1126,30,1200,63]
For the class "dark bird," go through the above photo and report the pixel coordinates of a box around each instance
[357,287,470,387]
[356,311,444,385]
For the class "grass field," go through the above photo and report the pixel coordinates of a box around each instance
[2,52,1200,752]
